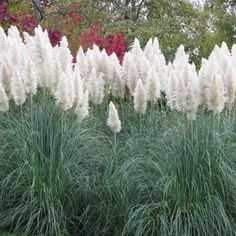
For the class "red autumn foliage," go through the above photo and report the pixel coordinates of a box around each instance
[47,28,64,47]
[104,34,128,62]
[0,1,37,34]
[0,1,128,62]
[79,22,128,62]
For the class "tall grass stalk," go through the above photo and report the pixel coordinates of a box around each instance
[1,99,236,235]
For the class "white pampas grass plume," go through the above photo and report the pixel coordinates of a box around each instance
[50,60,61,93]
[0,26,8,52]
[175,76,186,112]
[134,79,147,114]
[144,38,153,60]
[87,69,105,105]
[173,45,189,73]
[131,38,143,58]
[145,67,160,102]
[127,63,139,95]
[136,56,150,80]
[153,55,166,91]
[224,63,236,107]
[153,37,162,57]
[110,68,125,98]
[107,101,121,133]
[57,36,73,74]
[24,59,38,95]
[77,89,89,121]
[76,47,89,79]
[0,63,12,97]
[206,74,226,113]
[0,84,9,112]
[184,81,199,120]
[73,74,84,109]
[11,69,26,105]
[54,72,74,111]
[232,44,236,67]
[73,70,89,120]
[166,68,178,110]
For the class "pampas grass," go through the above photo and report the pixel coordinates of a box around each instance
[1,25,236,236]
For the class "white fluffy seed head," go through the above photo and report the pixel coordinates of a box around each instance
[107,101,121,133]
[24,59,38,95]
[166,69,178,110]
[87,69,105,105]
[224,63,236,107]
[110,68,125,98]
[184,81,199,120]
[206,74,226,113]
[0,83,9,112]
[77,89,89,121]
[54,72,74,111]
[0,63,12,97]
[145,67,160,102]
[11,69,26,106]
[134,79,147,114]
[127,63,139,95]
[175,76,186,112]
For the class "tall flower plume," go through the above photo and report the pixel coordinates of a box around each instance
[87,69,105,105]
[54,72,75,111]
[107,101,121,133]
[206,74,226,113]
[145,67,160,102]
[134,79,147,114]
[11,69,26,106]
[0,83,9,112]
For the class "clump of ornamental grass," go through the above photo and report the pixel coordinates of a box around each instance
[122,112,236,236]
[1,91,236,236]
[0,93,102,235]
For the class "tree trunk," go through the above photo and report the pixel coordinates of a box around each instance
[32,0,44,22]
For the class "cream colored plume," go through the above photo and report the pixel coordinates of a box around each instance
[134,79,147,114]
[206,74,226,113]
[77,89,89,121]
[0,63,12,97]
[145,67,160,102]
[224,63,236,107]
[184,81,199,120]
[11,69,26,106]
[0,83,9,112]
[107,101,121,133]
[110,68,125,98]
[127,63,139,95]
[175,76,186,112]
[87,69,105,105]
[24,59,38,95]
[166,68,178,110]
[76,47,89,79]
[54,72,75,111]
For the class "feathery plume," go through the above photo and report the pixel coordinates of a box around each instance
[54,72,74,111]
[145,67,160,102]
[0,83,9,112]
[107,101,121,133]
[0,63,12,97]
[206,74,226,113]
[134,79,147,114]
[87,69,105,105]
[24,59,38,95]
[77,89,89,121]
[127,63,139,95]
[166,68,178,110]
[184,81,199,120]
[224,63,236,107]
[11,69,26,106]
[110,68,125,98]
